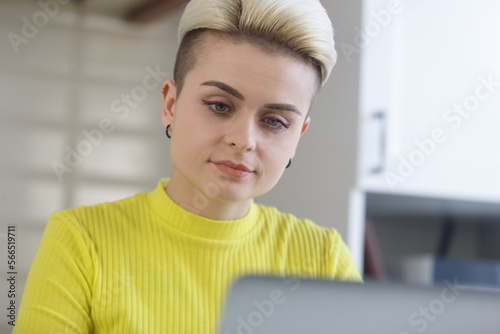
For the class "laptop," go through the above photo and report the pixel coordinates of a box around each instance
[218,275,500,334]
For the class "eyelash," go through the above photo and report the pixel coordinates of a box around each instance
[201,99,290,131]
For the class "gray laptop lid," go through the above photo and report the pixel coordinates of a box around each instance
[219,276,500,334]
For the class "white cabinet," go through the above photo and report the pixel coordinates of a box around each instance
[359,0,500,202]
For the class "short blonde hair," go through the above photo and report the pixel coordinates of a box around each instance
[175,0,336,91]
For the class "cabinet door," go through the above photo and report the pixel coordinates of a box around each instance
[360,0,500,201]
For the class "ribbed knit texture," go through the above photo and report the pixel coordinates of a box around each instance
[14,178,361,333]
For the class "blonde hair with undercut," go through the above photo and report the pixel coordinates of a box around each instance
[174,0,336,95]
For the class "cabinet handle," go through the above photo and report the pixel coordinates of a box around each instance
[371,111,387,174]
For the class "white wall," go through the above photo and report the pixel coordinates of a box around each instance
[0,1,180,331]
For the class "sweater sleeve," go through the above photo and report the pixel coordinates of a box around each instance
[327,229,363,282]
[13,211,94,333]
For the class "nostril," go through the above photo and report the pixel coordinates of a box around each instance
[225,122,257,151]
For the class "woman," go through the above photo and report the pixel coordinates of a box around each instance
[14,0,361,332]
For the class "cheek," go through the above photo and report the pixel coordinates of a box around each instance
[260,142,293,170]
[175,100,222,131]
[171,110,220,156]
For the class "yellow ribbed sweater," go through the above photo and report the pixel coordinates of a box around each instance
[14,178,361,333]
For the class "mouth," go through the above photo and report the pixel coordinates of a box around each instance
[211,160,253,179]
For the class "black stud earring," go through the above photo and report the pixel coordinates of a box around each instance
[286,158,292,169]
[165,125,172,139]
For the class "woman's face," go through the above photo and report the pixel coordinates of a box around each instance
[162,34,317,207]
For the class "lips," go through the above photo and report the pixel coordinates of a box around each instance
[213,160,252,172]
[211,160,253,179]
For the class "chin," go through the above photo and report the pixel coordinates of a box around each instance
[211,187,254,203]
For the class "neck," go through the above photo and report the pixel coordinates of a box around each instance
[165,171,252,221]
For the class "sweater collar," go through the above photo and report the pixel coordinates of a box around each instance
[147,178,261,241]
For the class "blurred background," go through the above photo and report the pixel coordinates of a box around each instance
[1,0,500,331]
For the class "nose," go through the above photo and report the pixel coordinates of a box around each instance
[224,114,257,152]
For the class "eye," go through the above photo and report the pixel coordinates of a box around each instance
[202,99,230,115]
[212,103,228,112]
[266,118,280,127]
[263,117,290,131]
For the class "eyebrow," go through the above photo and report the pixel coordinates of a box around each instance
[201,80,302,116]
[263,103,302,116]
[201,81,245,101]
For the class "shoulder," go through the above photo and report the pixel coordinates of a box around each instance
[48,191,149,237]
[254,202,338,240]
[254,203,362,281]
[61,191,146,218]
[253,202,342,261]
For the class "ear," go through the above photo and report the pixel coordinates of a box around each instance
[300,117,310,137]
[162,79,177,128]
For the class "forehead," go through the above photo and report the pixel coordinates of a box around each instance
[184,32,318,109]
[197,31,320,83]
